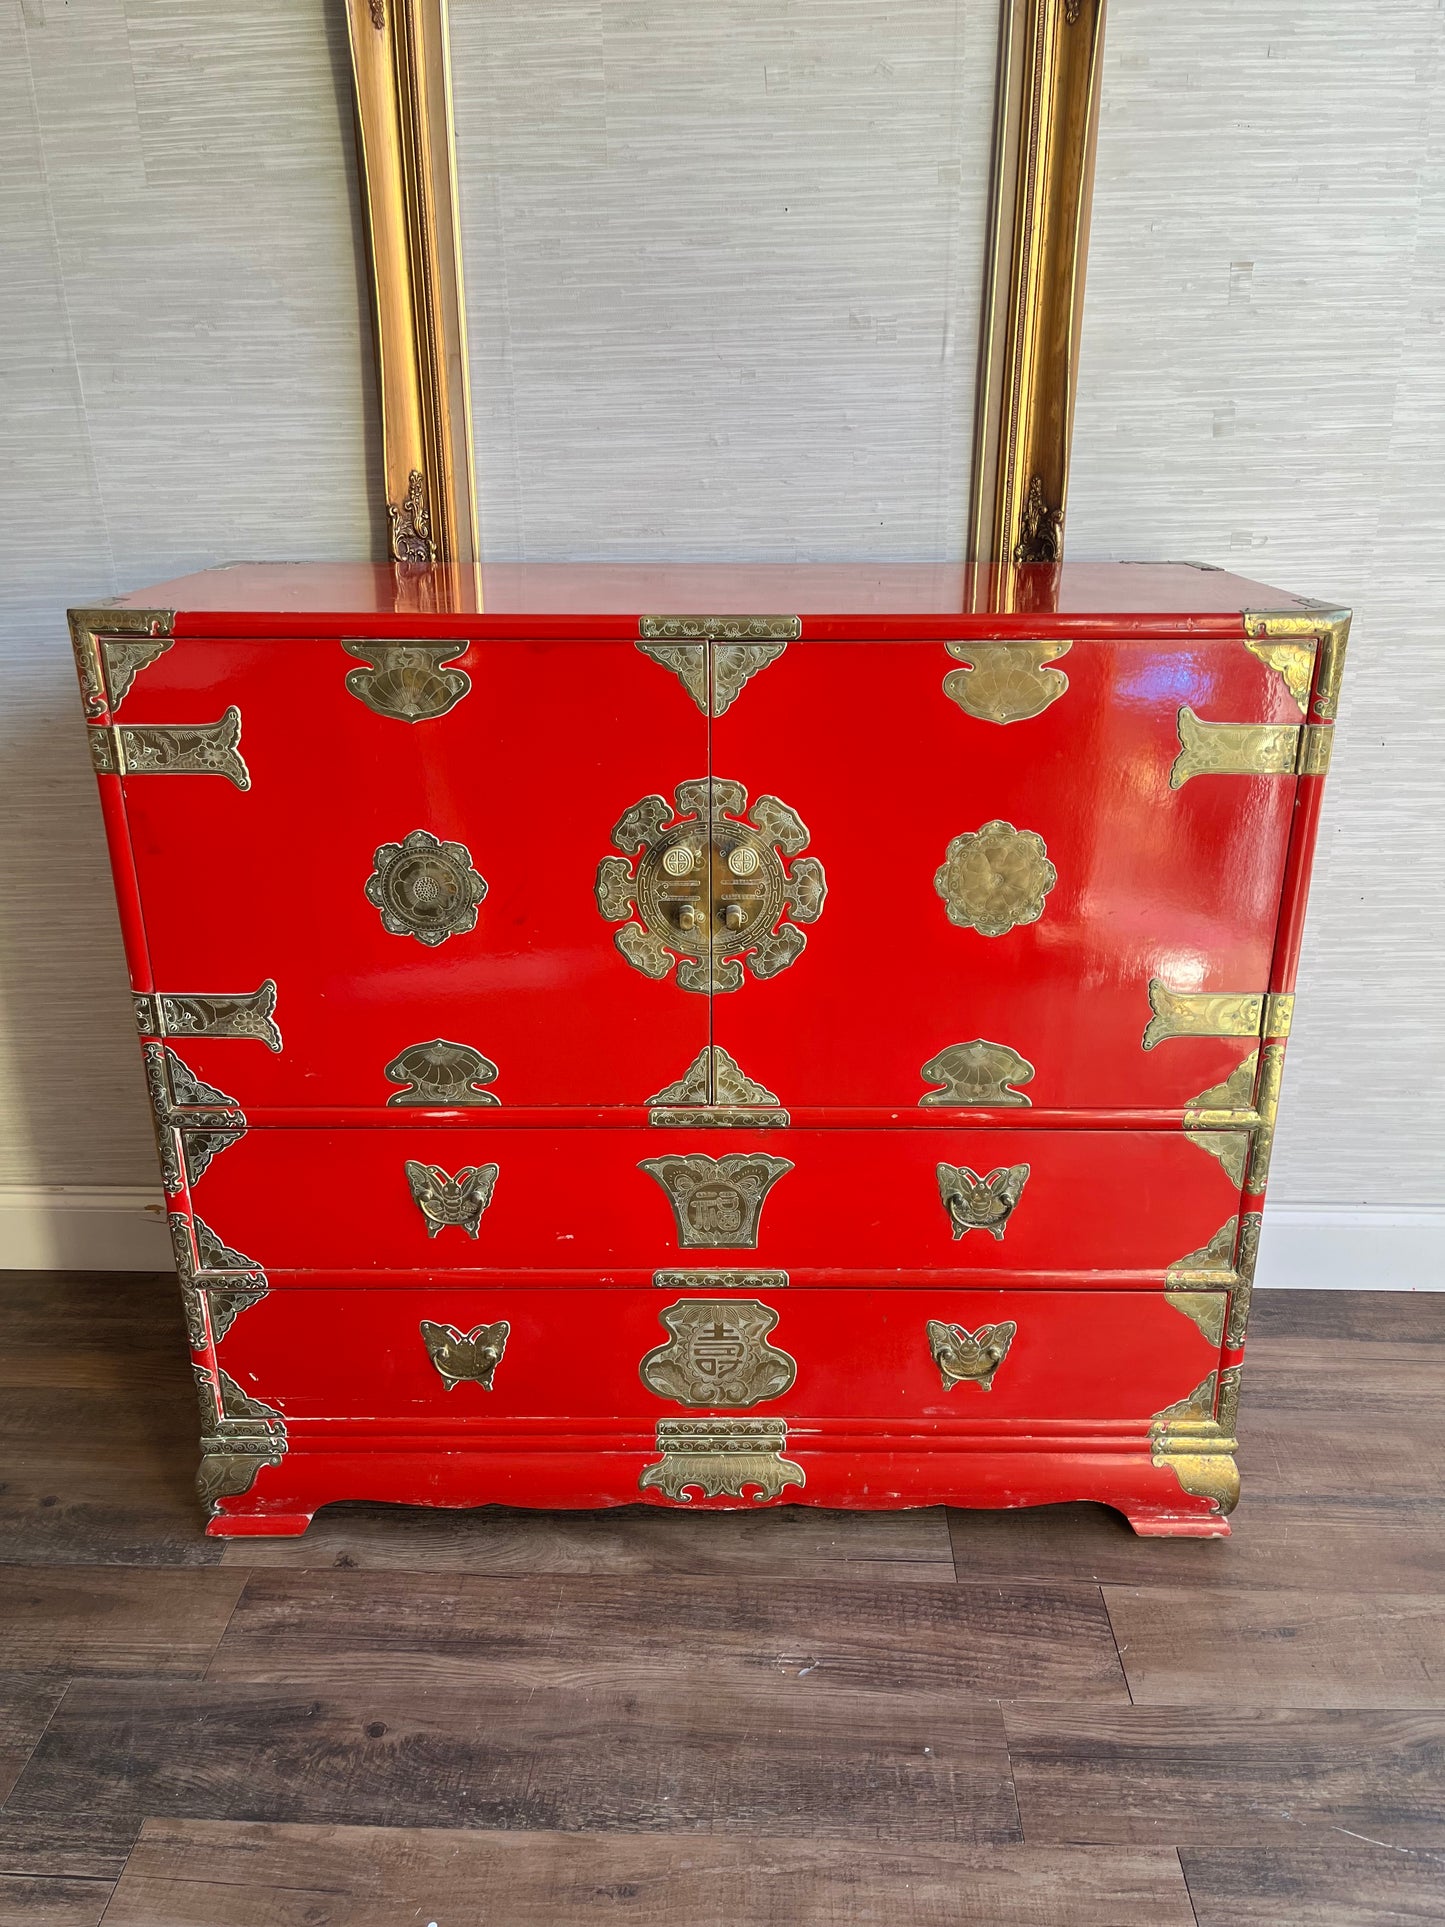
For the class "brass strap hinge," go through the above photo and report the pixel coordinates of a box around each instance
[1170,710,1333,787]
[1142,982,1292,1053]
[87,709,250,790]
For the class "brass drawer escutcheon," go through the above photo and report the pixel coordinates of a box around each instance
[640,1417,804,1502]
[385,1038,499,1106]
[343,639,471,721]
[420,1318,510,1390]
[640,1299,797,1408]
[640,1152,794,1250]
[926,1317,1018,1391]
[936,1161,1030,1240]
[404,1159,499,1238]
[942,640,1071,723]
[920,1039,1035,1107]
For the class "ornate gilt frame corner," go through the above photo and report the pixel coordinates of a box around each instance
[345,0,477,568]
[346,0,1106,579]
[971,0,1108,599]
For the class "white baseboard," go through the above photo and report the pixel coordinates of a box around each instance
[0,1185,172,1271]
[0,1185,1441,1288]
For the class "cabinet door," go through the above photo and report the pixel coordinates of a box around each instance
[708,634,1301,1112]
[116,635,708,1108]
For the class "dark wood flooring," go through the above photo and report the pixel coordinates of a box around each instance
[1,1273,1443,1926]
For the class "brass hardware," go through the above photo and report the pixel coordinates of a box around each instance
[648,1046,788,1127]
[1263,993,1294,1038]
[194,1367,287,1514]
[1170,710,1334,787]
[934,821,1056,937]
[653,1269,790,1290]
[1183,1054,1257,1188]
[420,1318,510,1390]
[1164,1209,1235,1345]
[920,1039,1035,1107]
[639,1417,804,1503]
[597,780,825,993]
[1247,1043,1286,1192]
[1298,724,1333,776]
[942,641,1071,724]
[385,1039,499,1106]
[133,982,281,1053]
[1149,1371,1240,1516]
[635,629,792,717]
[1217,1363,1243,1436]
[640,1152,794,1250]
[69,606,176,718]
[1166,1218,1238,1288]
[404,1159,499,1239]
[1013,474,1064,563]
[343,640,470,721]
[143,1043,246,1193]
[88,709,250,790]
[1243,606,1351,719]
[1182,1050,1259,1135]
[1143,981,1267,1052]
[937,1162,1030,1240]
[1244,637,1316,711]
[640,1300,797,1407]
[366,829,488,945]
[170,1212,269,1343]
[639,616,801,642]
[926,1318,1017,1391]
[388,467,438,567]
[1226,1213,1263,1349]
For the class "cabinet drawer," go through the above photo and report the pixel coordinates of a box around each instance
[211,1282,1222,1427]
[183,1123,1244,1277]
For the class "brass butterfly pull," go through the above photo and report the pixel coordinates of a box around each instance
[926,1318,1017,1391]
[404,1160,499,1238]
[935,1162,1030,1241]
[420,1318,510,1390]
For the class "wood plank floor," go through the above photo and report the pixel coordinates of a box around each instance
[1,1273,1443,1925]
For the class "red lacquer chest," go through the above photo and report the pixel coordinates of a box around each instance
[70,562,1347,1536]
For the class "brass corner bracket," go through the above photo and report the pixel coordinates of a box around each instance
[1149,1371,1240,1516]
[1243,605,1351,719]
[69,606,176,720]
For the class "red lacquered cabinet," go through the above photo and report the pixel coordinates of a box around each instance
[71,563,1348,1536]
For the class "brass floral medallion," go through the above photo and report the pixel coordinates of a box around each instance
[366,829,488,945]
[934,820,1056,937]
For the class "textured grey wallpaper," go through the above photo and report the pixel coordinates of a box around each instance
[450,0,999,561]
[1067,0,1445,1202]
[0,0,1439,1217]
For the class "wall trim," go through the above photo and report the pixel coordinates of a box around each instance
[0,1186,1442,1288]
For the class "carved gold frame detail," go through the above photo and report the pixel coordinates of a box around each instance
[345,0,1106,584]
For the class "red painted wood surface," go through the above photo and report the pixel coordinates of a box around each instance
[75,564,1339,1540]
[184,1125,1242,1276]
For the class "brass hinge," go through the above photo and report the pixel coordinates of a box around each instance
[1170,710,1333,787]
[87,709,250,790]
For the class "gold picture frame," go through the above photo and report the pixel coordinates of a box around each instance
[345,0,1106,586]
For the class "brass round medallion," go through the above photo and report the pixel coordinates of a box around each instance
[662,844,696,877]
[727,845,760,876]
[366,829,488,946]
